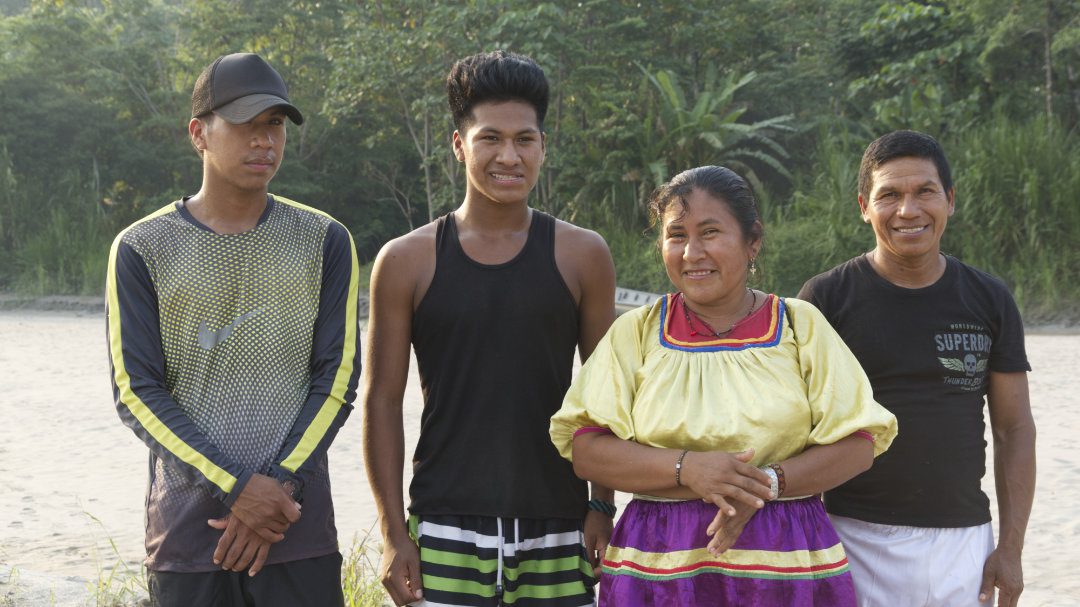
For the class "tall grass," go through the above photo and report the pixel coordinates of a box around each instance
[75,527,390,607]
[596,225,669,295]
[672,114,1080,319]
[2,116,1076,322]
[341,531,390,607]
[1,166,116,296]
[944,115,1080,320]
[759,129,872,297]
[0,564,21,607]
[84,512,148,607]
[14,205,113,296]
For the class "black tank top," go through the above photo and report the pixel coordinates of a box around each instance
[408,210,587,519]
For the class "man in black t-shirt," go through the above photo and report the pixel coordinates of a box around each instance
[799,130,1034,607]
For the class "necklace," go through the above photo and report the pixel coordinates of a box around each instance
[683,288,757,338]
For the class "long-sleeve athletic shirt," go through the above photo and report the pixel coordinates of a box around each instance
[106,195,361,572]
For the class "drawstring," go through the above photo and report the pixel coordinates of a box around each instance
[496,518,504,605]
[495,518,520,607]
[513,518,520,555]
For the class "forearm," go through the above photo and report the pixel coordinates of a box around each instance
[572,433,696,498]
[589,482,615,503]
[272,222,362,485]
[994,423,1036,552]
[108,240,250,505]
[987,370,1036,553]
[774,434,873,498]
[114,385,254,505]
[573,236,617,506]
[268,393,351,491]
[363,398,409,540]
[362,239,419,543]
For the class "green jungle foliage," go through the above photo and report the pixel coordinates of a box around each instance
[0,0,1077,319]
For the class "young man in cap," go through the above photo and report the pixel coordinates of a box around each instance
[798,130,1035,607]
[364,50,616,606]
[106,52,361,606]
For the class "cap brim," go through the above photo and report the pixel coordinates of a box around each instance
[213,93,304,125]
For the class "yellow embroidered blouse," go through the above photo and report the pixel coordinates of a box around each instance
[550,295,897,465]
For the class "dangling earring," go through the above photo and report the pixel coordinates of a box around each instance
[748,257,758,278]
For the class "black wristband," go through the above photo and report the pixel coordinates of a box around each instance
[587,499,617,517]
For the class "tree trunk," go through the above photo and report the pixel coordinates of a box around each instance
[1068,64,1080,122]
[1044,0,1054,131]
[423,112,434,223]
[445,150,458,210]
[367,162,414,230]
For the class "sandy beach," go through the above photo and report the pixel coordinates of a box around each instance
[1,309,1077,606]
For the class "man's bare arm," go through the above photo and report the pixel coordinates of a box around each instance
[558,225,618,572]
[565,226,617,499]
[363,236,428,606]
[561,226,617,363]
[979,371,1035,607]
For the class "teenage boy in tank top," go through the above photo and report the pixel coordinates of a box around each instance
[363,51,617,607]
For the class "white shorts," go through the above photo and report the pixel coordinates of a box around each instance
[830,515,994,607]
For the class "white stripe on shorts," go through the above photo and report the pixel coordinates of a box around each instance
[830,515,994,607]
[414,519,583,551]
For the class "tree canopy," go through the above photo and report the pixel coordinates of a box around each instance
[1,0,1077,316]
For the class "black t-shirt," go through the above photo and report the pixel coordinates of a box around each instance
[798,254,1030,527]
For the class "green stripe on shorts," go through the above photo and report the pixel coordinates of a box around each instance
[408,513,596,606]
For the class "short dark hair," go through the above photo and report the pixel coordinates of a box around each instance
[858,130,953,201]
[446,50,549,131]
[648,165,764,245]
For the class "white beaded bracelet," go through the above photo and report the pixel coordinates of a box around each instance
[759,465,779,501]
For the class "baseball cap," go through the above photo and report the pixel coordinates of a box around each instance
[191,53,304,125]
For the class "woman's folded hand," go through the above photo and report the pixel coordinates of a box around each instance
[682,448,774,516]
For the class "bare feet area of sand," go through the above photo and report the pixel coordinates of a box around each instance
[1,306,1077,606]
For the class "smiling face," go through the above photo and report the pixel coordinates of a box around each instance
[191,107,286,194]
[453,100,545,207]
[661,188,761,314]
[859,156,955,266]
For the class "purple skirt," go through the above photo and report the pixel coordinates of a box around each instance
[600,497,856,606]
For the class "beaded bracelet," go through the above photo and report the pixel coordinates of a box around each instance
[759,466,779,500]
[768,463,786,498]
[675,449,690,487]
[587,499,617,517]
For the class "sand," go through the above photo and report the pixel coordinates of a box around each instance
[0,310,1075,606]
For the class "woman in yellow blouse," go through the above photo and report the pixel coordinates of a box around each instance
[550,166,897,606]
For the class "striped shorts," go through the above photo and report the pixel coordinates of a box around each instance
[408,514,596,607]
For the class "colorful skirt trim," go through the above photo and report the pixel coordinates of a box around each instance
[600,497,856,606]
[409,514,596,607]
